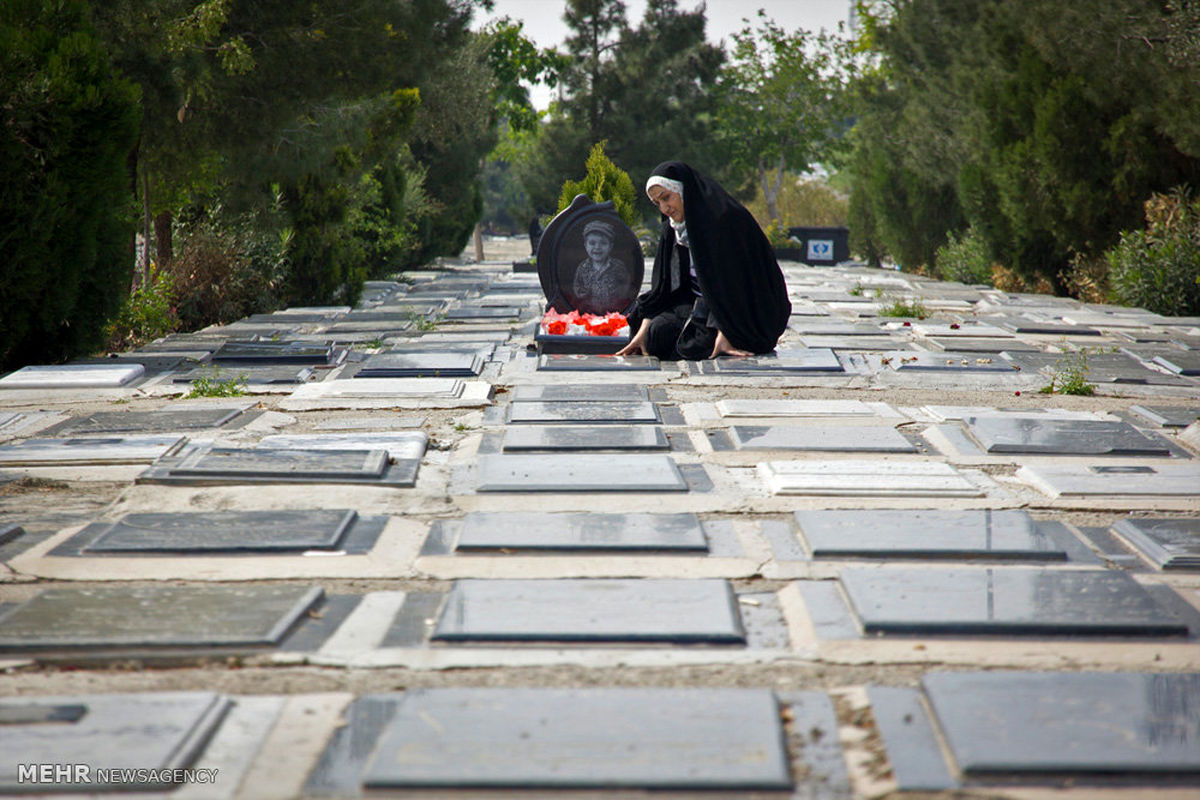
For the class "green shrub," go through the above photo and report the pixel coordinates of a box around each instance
[1105,189,1200,316]
[557,142,638,228]
[1039,349,1096,396]
[934,226,993,286]
[104,272,179,351]
[877,296,929,319]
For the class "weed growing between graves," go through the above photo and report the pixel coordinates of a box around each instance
[848,284,864,296]
[877,295,929,319]
[361,337,386,349]
[1039,349,1096,396]
[407,311,441,331]
[185,369,248,398]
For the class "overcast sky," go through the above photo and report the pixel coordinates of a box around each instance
[474,0,854,108]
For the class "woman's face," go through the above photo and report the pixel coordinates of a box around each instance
[647,185,684,223]
[585,232,613,263]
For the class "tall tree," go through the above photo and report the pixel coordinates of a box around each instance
[714,12,856,223]
[561,0,628,145]
[0,0,141,370]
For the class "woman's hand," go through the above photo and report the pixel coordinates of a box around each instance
[710,329,752,359]
[616,319,652,356]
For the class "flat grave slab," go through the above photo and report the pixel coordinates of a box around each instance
[537,354,660,371]
[923,671,1200,774]
[79,509,358,553]
[787,321,884,336]
[506,400,660,425]
[443,305,525,320]
[453,511,708,551]
[1111,517,1200,570]
[883,351,1019,373]
[172,364,316,385]
[138,444,419,486]
[964,417,1173,456]
[0,584,323,649]
[1017,462,1200,497]
[1007,351,1195,385]
[1154,350,1200,375]
[759,460,983,497]
[360,688,791,790]
[0,692,232,792]
[501,425,668,452]
[475,454,687,492]
[356,351,484,378]
[924,337,1038,353]
[727,425,916,452]
[40,405,252,436]
[1129,404,1200,428]
[259,432,427,459]
[922,405,1109,422]
[996,317,1102,336]
[213,340,334,364]
[911,322,1012,338]
[432,578,743,643]
[700,348,843,373]
[797,335,906,351]
[794,509,1069,560]
[716,398,880,418]
[287,377,464,399]
[0,363,144,389]
[0,435,184,466]
[839,567,1187,637]
[510,383,648,402]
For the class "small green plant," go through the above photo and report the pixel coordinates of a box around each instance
[848,284,864,296]
[361,336,386,349]
[104,271,179,350]
[1039,349,1096,396]
[407,311,441,331]
[185,368,249,398]
[877,295,929,319]
[453,422,474,432]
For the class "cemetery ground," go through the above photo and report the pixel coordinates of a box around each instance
[0,233,1198,798]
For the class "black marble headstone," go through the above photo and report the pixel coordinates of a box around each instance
[536,195,643,315]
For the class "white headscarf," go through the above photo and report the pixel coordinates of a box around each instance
[646,175,688,246]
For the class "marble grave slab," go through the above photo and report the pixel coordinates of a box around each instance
[79,509,358,553]
[0,363,144,389]
[0,435,185,466]
[501,425,668,452]
[727,425,916,452]
[453,511,708,551]
[507,401,660,425]
[759,460,983,497]
[1017,463,1200,497]
[475,454,687,492]
[510,384,648,402]
[1129,404,1200,428]
[537,354,660,371]
[964,417,1173,456]
[1111,518,1200,569]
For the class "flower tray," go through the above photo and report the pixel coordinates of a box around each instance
[534,331,630,355]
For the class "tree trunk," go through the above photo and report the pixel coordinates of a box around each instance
[140,169,152,286]
[473,222,484,262]
[154,210,173,268]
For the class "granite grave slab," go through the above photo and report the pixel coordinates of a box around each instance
[1007,351,1195,385]
[501,425,668,452]
[1112,518,1200,570]
[453,511,708,551]
[922,405,1108,422]
[884,351,1020,373]
[258,432,427,459]
[924,338,1038,353]
[0,435,185,466]
[759,460,983,497]
[839,568,1187,636]
[727,425,916,452]
[287,377,464,399]
[356,351,484,378]
[432,578,743,643]
[40,405,252,436]
[506,400,660,424]
[80,509,358,553]
[0,692,232,792]
[1129,405,1200,428]
[964,417,1173,456]
[172,364,316,385]
[360,688,791,790]
[537,354,660,371]
[0,363,144,389]
[0,584,323,649]
[212,340,335,364]
[923,671,1200,774]
[139,444,419,486]
[794,510,1069,560]
[475,453,687,492]
[510,383,648,402]
[702,348,843,373]
[1154,351,1200,376]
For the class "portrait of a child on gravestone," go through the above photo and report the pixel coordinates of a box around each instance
[566,220,632,315]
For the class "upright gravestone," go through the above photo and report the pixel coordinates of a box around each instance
[535,195,643,354]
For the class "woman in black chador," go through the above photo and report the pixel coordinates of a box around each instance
[617,161,791,360]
